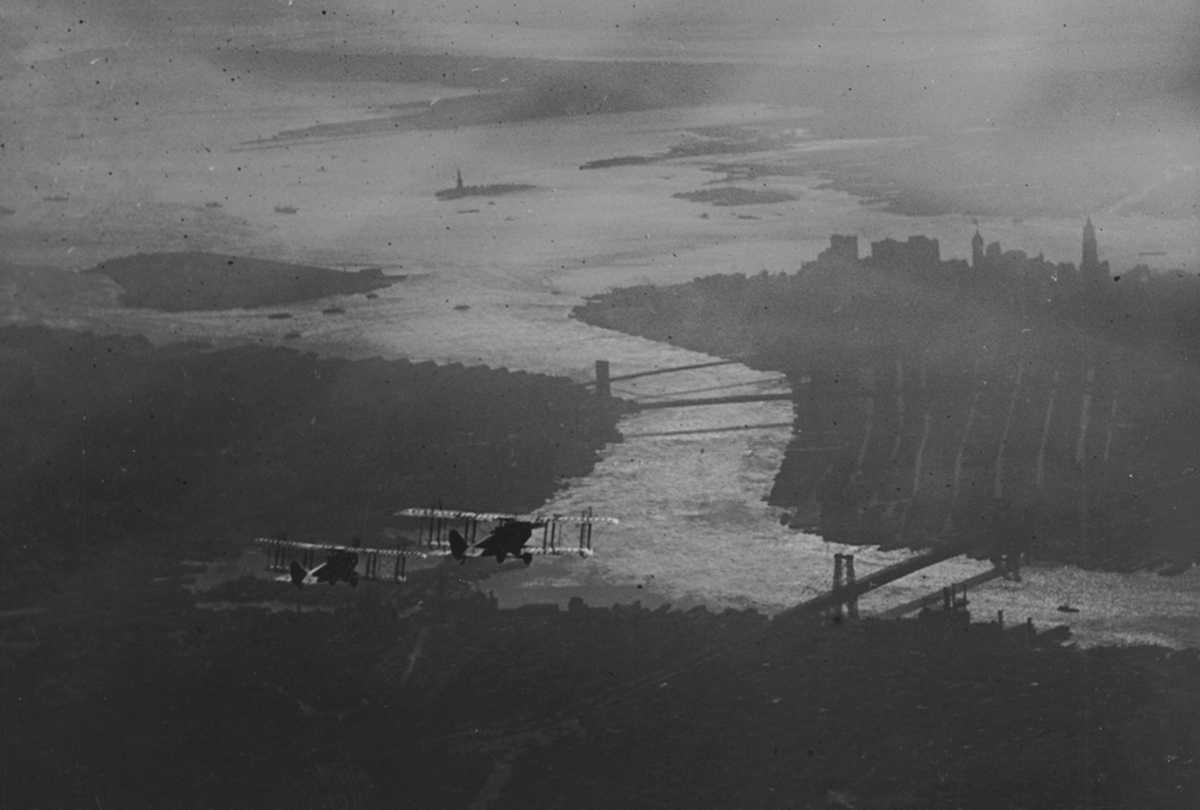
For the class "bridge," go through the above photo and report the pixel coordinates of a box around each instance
[591,359,1014,618]
[776,541,975,621]
[590,359,870,412]
[592,358,795,412]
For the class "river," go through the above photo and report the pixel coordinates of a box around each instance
[311,265,1200,650]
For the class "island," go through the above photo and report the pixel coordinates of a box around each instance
[435,169,535,201]
[86,252,403,312]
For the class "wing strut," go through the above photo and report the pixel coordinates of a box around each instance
[579,507,593,555]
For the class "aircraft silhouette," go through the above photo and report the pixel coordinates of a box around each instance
[256,509,618,586]
[449,520,546,565]
[289,537,362,587]
[397,507,618,565]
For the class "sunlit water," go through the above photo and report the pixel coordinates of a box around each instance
[100,212,1200,650]
[335,281,1200,650]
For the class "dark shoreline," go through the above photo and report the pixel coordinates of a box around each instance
[0,324,621,599]
[9,558,1199,808]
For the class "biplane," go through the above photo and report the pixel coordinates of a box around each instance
[395,507,620,565]
[256,508,618,586]
[256,536,416,587]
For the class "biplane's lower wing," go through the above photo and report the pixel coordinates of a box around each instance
[254,537,594,558]
[255,536,595,586]
[448,546,595,559]
[394,507,619,525]
[253,537,432,558]
[257,537,433,584]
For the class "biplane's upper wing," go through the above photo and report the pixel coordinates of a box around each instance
[394,507,619,525]
[395,507,520,522]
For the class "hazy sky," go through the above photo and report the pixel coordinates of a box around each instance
[11,0,1195,131]
[4,0,1198,265]
[9,0,1196,118]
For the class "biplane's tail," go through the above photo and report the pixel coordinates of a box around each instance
[449,529,469,562]
[289,560,307,588]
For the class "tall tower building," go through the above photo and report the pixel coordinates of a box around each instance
[971,230,984,269]
[1080,217,1109,293]
[1081,218,1098,272]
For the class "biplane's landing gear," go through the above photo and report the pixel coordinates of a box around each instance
[522,553,533,565]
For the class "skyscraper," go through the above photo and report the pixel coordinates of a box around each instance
[1082,218,1099,273]
[1080,218,1110,294]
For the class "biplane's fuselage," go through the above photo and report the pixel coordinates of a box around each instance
[450,520,542,565]
[286,548,360,587]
